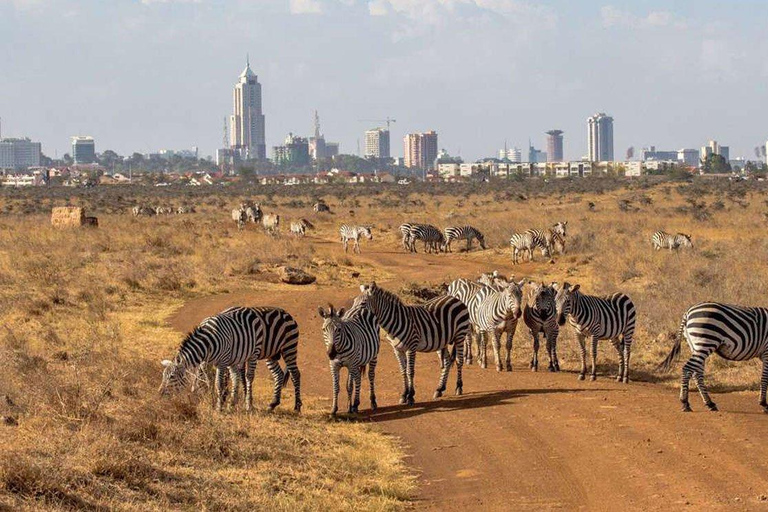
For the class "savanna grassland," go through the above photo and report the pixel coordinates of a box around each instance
[2,176,768,510]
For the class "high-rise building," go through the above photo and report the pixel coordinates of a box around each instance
[72,136,96,164]
[700,140,729,164]
[404,131,438,169]
[230,57,266,160]
[0,137,42,169]
[641,146,679,161]
[308,112,339,161]
[365,128,390,159]
[587,113,614,162]
[528,144,547,164]
[498,146,522,162]
[272,133,310,167]
[678,149,699,167]
[546,130,564,162]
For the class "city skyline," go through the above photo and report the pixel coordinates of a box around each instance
[2,1,767,161]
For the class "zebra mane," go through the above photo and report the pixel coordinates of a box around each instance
[372,285,405,307]
[176,324,210,363]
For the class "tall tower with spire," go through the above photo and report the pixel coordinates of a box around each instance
[230,56,266,160]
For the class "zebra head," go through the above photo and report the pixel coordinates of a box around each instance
[318,304,346,360]
[359,281,391,314]
[159,358,195,395]
[553,221,568,237]
[502,280,525,320]
[678,233,693,249]
[554,282,580,326]
[477,233,487,250]
[360,226,373,240]
[529,282,557,317]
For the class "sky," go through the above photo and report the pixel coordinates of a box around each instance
[1,0,767,162]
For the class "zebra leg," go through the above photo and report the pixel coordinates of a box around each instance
[577,334,587,380]
[354,239,361,254]
[394,348,409,404]
[464,331,473,365]
[479,331,488,369]
[491,330,503,372]
[435,348,451,399]
[228,366,244,411]
[612,337,625,382]
[760,353,768,413]
[590,335,599,381]
[694,371,718,412]
[244,358,257,412]
[530,330,540,371]
[215,366,228,412]
[622,335,632,383]
[330,361,340,416]
[680,362,694,412]
[286,356,302,412]
[455,337,464,396]
[346,368,355,413]
[406,350,416,405]
[368,358,378,411]
[547,326,560,372]
[343,238,349,252]
[505,328,514,372]
[353,366,364,413]
[267,359,285,411]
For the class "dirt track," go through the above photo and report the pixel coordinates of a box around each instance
[168,241,768,511]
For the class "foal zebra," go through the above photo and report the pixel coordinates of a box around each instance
[318,295,380,416]
[443,226,486,252]
[159,306,301,412]
[410,224,445,254]
[554,283,636,382]
[360,282,470,404]
[659,302,768,413]
[524,282,560,372]
[652,231,693,251]
[340,225,373,253]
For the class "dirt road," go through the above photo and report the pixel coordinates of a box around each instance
[169,242,768,511]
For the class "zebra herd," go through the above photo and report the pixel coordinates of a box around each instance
[133,204,195,216]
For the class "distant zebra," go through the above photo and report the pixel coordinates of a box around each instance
[360,282,470,404]
[524,282,560,372]
[290,221,306,237]
[262,213,280,233]
[447,277,487,365]
[132,205,155,217]
[297,218,314,230]
[155,206,173,215]
[659,303,768,413]
[232,207,246,230]
[318,296,380,415]
[410,224,445,254]
[652,231,693,251]
[510,231,547,264]
[340,225,373,254]
[399,223,416,252]
[314,202,330,213]
[245,204,262,223]
[554,283,636,382]
[467,276,524,372]
[159,306,301,412]
[443,226,486,252]
[176,205,195,214]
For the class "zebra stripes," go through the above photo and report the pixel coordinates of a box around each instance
[409,224,445,254]
[290,221,306,237]
[652,231,693,251]
[447,278,486,365]
[443,226,486,252]
[510,231,545,263]
[524,282,560,372]
[360,281,470,404]
[659,302,768,413]
[340,224,373,253]
[232,207,247,230]
[160,306,301,412]
[318,295,380,415]
[554,283,636,382]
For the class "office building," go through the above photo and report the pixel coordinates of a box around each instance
[72,136,96,165]
[678,149,699,167]
[230,57,266,160]
[587,113,614,162]
[546,130,564,162]
[700,140,729,164]
[641,146,678,162]
[528,144,547,164]
[365,128,390,159]
[404,131,438,169]
[498,146,522,162]
[0,137,42,169]
[272,133,310,166]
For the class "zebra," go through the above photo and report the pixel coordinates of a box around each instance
[176,205,196,214]
[318,295,380,416]
[262,213,280,233]
[510,231,547,264]
[232,207,247,230]
[652,231,693,251]
[443,226,486,252]
[399,223,416,252]
[467,276,524,372]
[410,224,445,254]
[314,202,330,213]
[658,303,768,413]
[159,306,301,412]
[340,225,373,254]
[524,282,560,372]
[544,230,566,255]
[447,277,487,365]
[297,218,314,230]
[554,282,636,382]
[290,221,306,237]
[132,205,155,217]
[155,206,173,215]
[245,204,262,224]
[359,281,470,404]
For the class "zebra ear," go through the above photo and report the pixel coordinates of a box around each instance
[563,221,568,226]
[516,279,525,288]
[337,308,346,317]
[571,284,580,293]
[317,307,327,318]
[161,359,173,367]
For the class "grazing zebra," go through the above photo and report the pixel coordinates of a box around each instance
[262,213,280,233]
[318,296,380,416]
[554,283,636,382]
[297,218,314,230]
[510,231,547,264]
[659,303,768,413]
[652,231,693,251]
[410,224,445,254]
[314,202,330,213]
[443,226,486,252]
[467,276,524,372]
[340,224,373,254]
[524,282,560,372]
[232,207,247,230]
[544,230,566,255]
[360,282,470,404]
[399,223,416,252]
[290,221,306,237]
[132,205,155,217]
[176,205,196,214]
[159,306,301,412]
[447,277,487,365]
[245,204,262,224]
[155,206,173,215]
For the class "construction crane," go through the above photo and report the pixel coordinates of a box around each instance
[358,117,397,131]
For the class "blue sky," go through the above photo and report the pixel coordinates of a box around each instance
[1,0,767,161]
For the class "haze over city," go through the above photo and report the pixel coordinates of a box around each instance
[2,0,767,160]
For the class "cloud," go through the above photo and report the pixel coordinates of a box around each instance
[140,0,203,3]
[600,5,686,29]
[290,0,323,14]
[368,0,555,27]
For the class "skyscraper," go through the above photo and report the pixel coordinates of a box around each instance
[0,137,41,169]
[71,136,95,164]
[546,130,564,162]
[365,128,390,159]
[230,57,266,160]
[587,113,614,162]
[404,131,438,169]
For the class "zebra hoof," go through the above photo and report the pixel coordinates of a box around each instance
[268,402,279,411]
[480,363,487,369]
[399,396,407,405]
[496,365,503,372]
[762,406,768,414]
[330,408,338,416]
[433,390,443,399]
[681,401,692,412]
[406,397,415,406]
[622,377,630,384]
[578,374,585,381]
[707,402,719,412]
[371,399,378,411]
[548,365,556,373]
[590,375,597,382]
[615,375,623,382]
[506,364,513,372]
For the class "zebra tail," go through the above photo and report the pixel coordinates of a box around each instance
[657,314,686,372]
